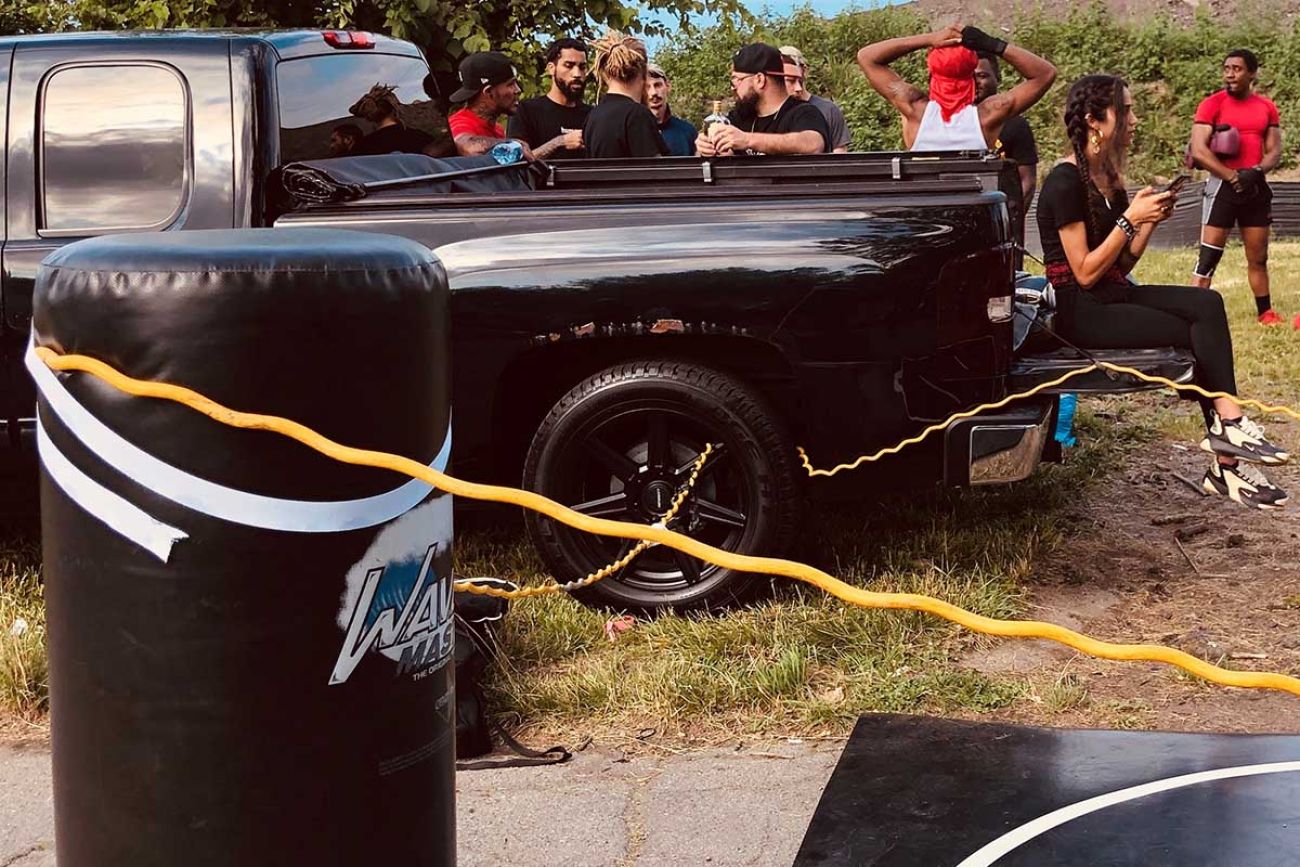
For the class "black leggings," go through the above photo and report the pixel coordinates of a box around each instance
[1056,282,1236,427]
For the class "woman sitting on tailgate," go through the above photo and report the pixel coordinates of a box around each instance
[1037,74,1290,509]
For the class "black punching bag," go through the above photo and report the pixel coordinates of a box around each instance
[29,229,455,866]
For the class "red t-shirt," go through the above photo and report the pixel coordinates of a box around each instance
[1193,90,1280,169]
[449,108,504,140]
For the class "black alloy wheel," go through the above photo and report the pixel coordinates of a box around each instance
[523,359,802,614]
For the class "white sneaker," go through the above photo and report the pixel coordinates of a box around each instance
[1202,461,1288,510]
[1199,414,1291,466]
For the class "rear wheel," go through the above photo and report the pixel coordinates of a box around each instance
[522,359,802,614]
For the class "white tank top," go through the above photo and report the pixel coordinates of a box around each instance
[910,102,988,152]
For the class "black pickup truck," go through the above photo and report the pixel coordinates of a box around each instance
[0,29,1194,612]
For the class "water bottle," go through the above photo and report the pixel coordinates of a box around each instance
[1055,393,1078,448]
[488,140,524,165]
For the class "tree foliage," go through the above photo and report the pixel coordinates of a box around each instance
[0,0,750,83]
[658,0,1300,181]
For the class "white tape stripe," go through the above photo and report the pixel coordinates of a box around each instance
[955,761,1300,866]
[38,419,188,563]
[26,339,450,533]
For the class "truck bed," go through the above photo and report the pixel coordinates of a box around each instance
[277,152,1021,472]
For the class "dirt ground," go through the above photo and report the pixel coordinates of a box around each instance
[964,432,1300,733]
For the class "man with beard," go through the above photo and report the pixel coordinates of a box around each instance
[696,43,830,157]
[646,63,696,156]
[448,51,530,157]
[508,38,590,160]
[1189,49,1287,326]
[974,51,1038,263]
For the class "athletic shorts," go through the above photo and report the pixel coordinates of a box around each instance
[1202,177,1273,229]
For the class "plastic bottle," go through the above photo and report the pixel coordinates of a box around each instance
[1055,393,1078,448]
[488,140,525,165]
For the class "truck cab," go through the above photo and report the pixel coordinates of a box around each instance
[0,30,432,451]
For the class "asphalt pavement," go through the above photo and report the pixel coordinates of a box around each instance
[1,740,842,866]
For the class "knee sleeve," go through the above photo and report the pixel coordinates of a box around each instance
[1194,243,1224,279]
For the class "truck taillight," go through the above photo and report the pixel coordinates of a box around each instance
[323,31,375,49]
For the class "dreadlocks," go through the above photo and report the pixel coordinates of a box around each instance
[591,30,648,89]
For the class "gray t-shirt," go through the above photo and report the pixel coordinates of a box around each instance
[808,94,850,150]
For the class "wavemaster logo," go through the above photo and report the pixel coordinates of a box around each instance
[330,497,454,686]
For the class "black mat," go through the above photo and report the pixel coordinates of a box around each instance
[795,714,1300,866]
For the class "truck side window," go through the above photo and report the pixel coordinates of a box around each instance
[40,64,187,235]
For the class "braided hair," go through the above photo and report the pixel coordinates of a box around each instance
[1062,75,1130,240]
[591,30,648,89]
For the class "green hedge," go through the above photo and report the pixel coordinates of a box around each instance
[656,1,1300,181]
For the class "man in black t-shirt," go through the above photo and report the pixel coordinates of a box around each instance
[696,43,830,157]
[975,52,1037,262]
[508,38,591,160]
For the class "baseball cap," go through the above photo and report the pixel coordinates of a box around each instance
[779,45,808,68]
[450,51,517,103]
[647,62,668,80]
[732,43,785,75]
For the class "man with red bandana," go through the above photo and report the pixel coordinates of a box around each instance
[857,25,1055,153]
[1189,49,1287,327]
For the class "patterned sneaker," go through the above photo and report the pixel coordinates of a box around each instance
[1199,414,1291,466]
[1202,461,1288,510]
[1258,309,1285,326]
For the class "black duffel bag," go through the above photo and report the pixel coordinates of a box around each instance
[453,577,571,770]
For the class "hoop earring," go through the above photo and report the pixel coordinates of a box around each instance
[1090,129,1103,154]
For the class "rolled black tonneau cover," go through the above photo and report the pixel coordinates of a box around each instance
[276,153,535,206]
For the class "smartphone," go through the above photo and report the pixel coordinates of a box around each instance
[1162,173,1192,195]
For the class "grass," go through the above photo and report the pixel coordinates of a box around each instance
[0,531,46,721]
[2,242,1298,738]
[1039,671,1091,713]
[460,406,1143,741]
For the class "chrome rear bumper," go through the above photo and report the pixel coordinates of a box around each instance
[944,400,1054,486]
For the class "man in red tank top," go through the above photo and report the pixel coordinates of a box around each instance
[1189,49,1286,326]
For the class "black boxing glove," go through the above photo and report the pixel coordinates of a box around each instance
[961,26,1008,57]
[1236,166,1264,194]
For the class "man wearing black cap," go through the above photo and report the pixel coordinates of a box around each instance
[696,43,830,157]
[448,51,529,157]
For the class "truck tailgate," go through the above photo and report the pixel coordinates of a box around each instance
[1009,347,1195,394]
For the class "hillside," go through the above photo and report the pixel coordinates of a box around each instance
[906,0,1300,25]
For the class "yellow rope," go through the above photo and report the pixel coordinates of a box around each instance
[799,361,1300,477]
[456,445,714,600]
[798,364,1103,477]
[34,347,1300,698]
